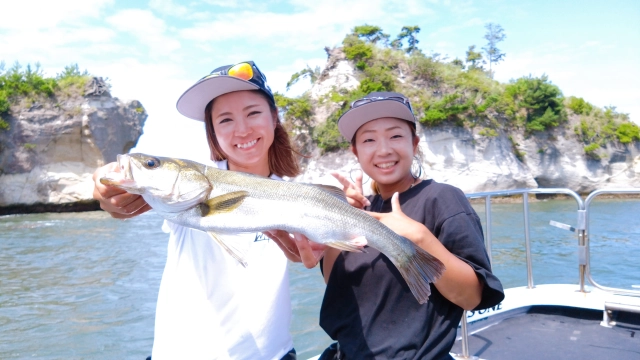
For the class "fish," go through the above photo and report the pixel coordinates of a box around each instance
[100,153,445,304]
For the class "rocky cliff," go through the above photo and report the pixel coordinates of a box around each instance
[0,78,147,214]
[1,52,637,215]
[293,48,640,194]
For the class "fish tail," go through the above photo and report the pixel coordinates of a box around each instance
[396,246,445,304]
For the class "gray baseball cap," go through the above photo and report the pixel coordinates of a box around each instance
[337,91,416,141]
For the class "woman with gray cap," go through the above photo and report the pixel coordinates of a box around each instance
[91,61,302,359]
[285,92,504,359]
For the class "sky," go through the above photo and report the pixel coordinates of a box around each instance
[1,0,639,159]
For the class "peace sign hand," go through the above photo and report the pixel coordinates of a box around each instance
[330,170,371,209]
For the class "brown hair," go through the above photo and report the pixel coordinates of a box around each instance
[204,90,301,178]
[350,119,423,195]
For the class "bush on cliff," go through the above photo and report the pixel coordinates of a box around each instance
[56,64,91,97]
[615,122,640,144]
[0,62,93,113]
[500,75,565,131]
[0,62,95,133]
[0,63,57,97]
[567,96,593,115]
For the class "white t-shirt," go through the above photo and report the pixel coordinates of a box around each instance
[152,160,293,360]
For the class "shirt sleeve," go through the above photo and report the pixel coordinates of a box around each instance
[437,209,505,311]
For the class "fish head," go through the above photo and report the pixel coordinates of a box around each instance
[100,153,212,213]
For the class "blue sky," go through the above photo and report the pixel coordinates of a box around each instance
[1,0,638,157]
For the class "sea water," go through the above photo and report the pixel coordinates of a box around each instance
[0,198,638,359]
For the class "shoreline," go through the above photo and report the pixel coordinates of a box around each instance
[467,192,640,204]
[2,193,639,215]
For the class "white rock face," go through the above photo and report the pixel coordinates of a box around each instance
[0,79,146,209]
[308,47,360,126]
[310,60,360,100]
[518,128,640,193]
[294,124,639,195]
[418,126,537,193]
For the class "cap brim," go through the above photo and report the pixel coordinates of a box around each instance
[176,76,260,121]
[338,100,416,141]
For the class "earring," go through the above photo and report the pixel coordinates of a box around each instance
[349,164,370,185]
[410,155,423,179]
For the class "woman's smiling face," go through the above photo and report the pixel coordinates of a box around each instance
[209,90,276,174]
[352,117,419,190]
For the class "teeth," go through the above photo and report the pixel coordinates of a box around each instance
[376,162,396,169]
[237,139,257,149]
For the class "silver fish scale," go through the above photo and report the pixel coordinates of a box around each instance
[200,168,416,265]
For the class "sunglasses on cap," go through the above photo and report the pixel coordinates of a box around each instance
[202,61,267,84]
[351,95,414,113]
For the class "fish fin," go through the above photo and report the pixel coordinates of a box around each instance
[396,246,445,304]
[204,191,249,216]
[207,231,249,268]
[313,184,348,202]
[325,236,367,252]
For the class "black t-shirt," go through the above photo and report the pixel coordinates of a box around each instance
[319,179,504,360]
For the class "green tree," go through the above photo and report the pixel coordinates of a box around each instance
[396,26,421,54]
[465,45,484,70]
[502,74,564,131]
[353,24,390,45]
[285,65,321,91]
[482,23,506,78]
[56,64,88,79]
[451,58,465,69]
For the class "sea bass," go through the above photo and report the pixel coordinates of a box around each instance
[101,153,444,303]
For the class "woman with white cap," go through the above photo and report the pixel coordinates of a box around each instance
[92,61,303,359]
[282,91,504,359]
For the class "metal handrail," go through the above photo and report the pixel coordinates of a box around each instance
[584,188,640,296]
[466,188,585,290]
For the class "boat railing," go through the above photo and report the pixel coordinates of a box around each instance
[584,188,640,296]
[465,188,585,290]
[453,187,640,359]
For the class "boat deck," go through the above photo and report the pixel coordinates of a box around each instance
[451,305,640,360]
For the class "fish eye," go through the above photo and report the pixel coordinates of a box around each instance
[144,158,161,169]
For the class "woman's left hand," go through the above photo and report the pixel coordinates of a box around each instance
[366,192,431,246]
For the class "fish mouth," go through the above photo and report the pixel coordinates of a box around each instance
[236,138,259,149]
[99,154,137,189]
[117,154,134,180]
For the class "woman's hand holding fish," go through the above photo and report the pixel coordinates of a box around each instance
[263,230,326,269]
[92,162,151,219]
[368,192,484,310]
[330,171,371,209]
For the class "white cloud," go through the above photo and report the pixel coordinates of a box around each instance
[106,9,181,56]
[428,17,484,39]
[0,27,118,75]
[0,0,114,30]
[149,0,189,16]
[179,0,435,52]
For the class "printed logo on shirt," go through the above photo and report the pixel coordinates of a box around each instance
[254,232,271,242]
